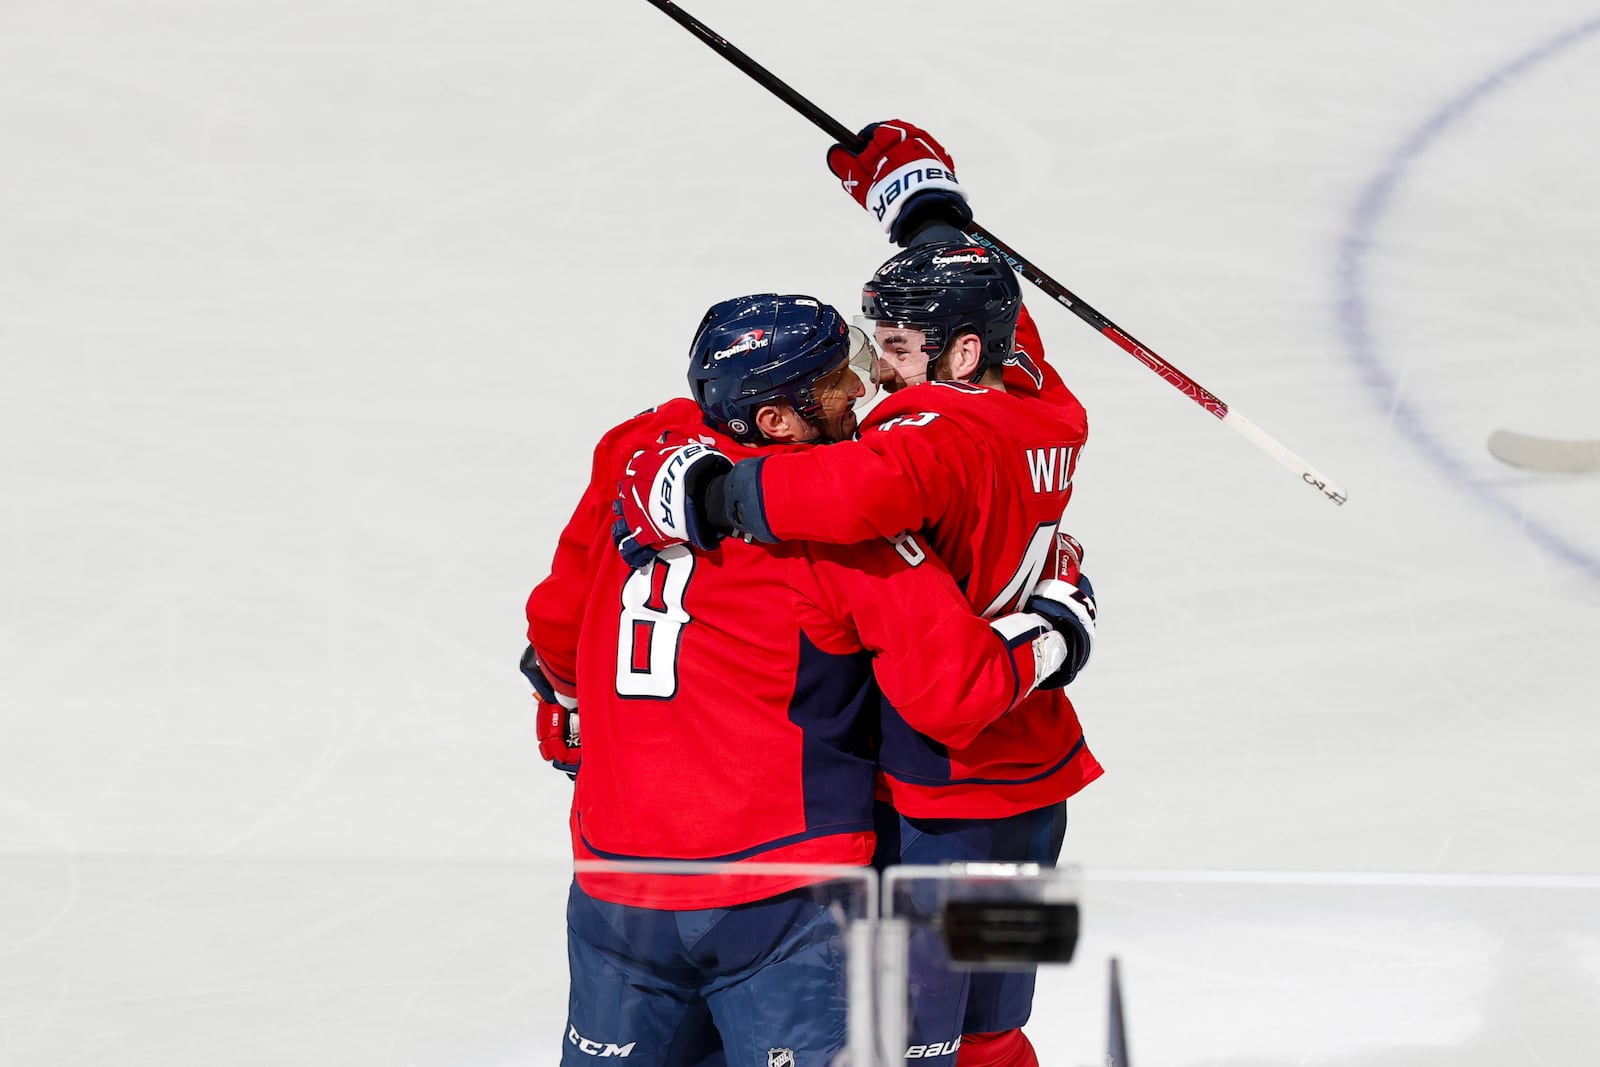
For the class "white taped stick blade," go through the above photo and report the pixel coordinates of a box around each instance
[1220,409,1348,505]
[1487,430,1600,473]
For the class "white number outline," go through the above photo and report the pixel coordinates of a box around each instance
[615,545,695,698]
[875,411,941,433]
[888,530,928,565]
[979,520,1058,618]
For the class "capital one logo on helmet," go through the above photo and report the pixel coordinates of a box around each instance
[712,329,768,361]
[931,248,989,267]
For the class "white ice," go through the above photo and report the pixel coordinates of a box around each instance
[3,1,1599,1063]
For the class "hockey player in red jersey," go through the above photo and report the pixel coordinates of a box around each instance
[525,292,1096,1067]
[613,122,1099,1067]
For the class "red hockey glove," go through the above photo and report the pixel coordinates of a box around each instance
[825,119,972,243]
[1051,530,1085,585]
[521,646,580,776]
[535,698,580,777]
[612,435,733,569]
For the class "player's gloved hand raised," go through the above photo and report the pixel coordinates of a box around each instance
[612,434,733,569]
[521,646,580,778]
[825,119,973,244]
[1023,531,1096,689]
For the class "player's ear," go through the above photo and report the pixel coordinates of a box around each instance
[945,333,985,380]
[754,401,803,443]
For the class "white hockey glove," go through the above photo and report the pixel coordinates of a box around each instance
[1023,574,1097,690]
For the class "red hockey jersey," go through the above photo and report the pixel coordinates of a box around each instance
[1001,304,1067,400]
[527,399,1066,909]
[732,306,1103,817]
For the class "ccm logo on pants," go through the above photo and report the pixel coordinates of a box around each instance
[568,1025,636,1058]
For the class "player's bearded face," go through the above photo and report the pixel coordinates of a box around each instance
[807,358,867,443]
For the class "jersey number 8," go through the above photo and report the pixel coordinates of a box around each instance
[615,546,695,698]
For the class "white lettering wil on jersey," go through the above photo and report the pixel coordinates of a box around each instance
[1025,445,1076,494]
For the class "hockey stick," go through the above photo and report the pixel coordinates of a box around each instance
[1487,429,1600,473]
[1108,956,1131,1067]
[642,0,1348,507]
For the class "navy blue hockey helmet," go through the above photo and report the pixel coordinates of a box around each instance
[860,240,1022,375]
[688,294,871,443]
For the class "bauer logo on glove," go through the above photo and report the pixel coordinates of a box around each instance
[650,441,711,529]
[868,158,958,229]
[614,435,733,568]
[825,120,973,243]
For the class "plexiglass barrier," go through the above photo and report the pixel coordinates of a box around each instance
[570,859,878,1066]
[878,863,1084,1064]
[6,854,1598,1065]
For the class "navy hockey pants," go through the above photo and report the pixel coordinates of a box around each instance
[872,800,1069,1059]
[562,879,851,1067]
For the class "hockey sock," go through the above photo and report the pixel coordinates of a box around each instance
[955,1028,1039,1067]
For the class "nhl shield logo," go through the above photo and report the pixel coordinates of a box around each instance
[766,1049,795,1067]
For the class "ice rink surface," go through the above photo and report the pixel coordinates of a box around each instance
[4,1,1600,1062]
